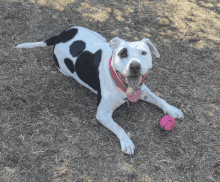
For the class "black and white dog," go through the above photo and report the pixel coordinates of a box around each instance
[16,26,184,155]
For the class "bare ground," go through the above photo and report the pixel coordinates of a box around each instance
[0,0,220,181]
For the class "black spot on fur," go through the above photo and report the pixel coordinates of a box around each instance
[93,49,102,67]
[69,41,86,57]
[53,53,60,68]
[64,58,75,73]
[55,28,78,44]
[45,36,58,46]
[75,49,102,91]
[118,48,128,58]
[97,90,102,107]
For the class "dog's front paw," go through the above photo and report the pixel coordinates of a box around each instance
[119,133,135,155]
[162,104,184,119]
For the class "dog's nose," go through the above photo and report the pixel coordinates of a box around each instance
[129,61,141,74]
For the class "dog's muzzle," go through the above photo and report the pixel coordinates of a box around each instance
[129,61,141,75]
[116,70,148,90]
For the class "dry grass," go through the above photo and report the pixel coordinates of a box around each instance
[0,0,220,181]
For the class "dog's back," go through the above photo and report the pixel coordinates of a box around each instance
[16,26,110,95]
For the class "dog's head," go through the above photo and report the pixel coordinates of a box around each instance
[109,37,160,94]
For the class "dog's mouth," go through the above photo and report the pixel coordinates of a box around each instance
[116,70,148,94]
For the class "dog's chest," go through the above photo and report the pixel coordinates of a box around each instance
[53,27,109,92]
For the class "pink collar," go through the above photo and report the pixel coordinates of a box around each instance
[109,56,148,102]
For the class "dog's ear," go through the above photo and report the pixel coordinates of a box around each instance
[141,38,160,58]
[109,37,124,50]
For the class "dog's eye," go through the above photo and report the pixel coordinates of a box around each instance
[118,48,128,58]
[142,51,147,55]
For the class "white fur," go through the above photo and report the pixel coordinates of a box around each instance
[16,41,47,48]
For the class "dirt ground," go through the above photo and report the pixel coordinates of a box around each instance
[0,0,220,181]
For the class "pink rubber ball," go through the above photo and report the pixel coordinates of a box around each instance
[160,115,176,130]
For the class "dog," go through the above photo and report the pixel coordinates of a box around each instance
[16,26,184,155]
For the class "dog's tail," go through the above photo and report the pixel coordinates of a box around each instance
[16,36,58,49]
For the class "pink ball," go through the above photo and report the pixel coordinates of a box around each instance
[160,115,176,130]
